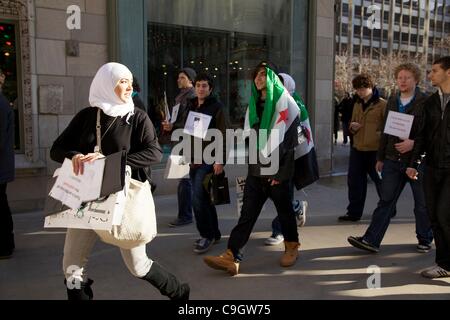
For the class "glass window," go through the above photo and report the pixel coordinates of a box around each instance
[147,0,308,139]
[0,21,21,151]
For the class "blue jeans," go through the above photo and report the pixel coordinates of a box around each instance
[189,164,221,240]
[363,159,433,247]
[177,178,193,222]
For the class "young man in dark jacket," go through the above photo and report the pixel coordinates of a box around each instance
[203,62,300,275]
[162,68,197,227]
[176,73,229,254]
[0,69,15,259]
[348,63,433,253]
[407,56,450,279]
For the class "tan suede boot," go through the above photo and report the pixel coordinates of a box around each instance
[280,241,300,267]
[203,249,240,276]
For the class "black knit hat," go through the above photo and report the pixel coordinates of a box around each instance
[179,68,197,84]
[251,61,279,80]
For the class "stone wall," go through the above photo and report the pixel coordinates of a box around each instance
[7,0,108,212]
[308,0,336,175]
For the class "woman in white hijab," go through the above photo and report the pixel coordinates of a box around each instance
[50,62,189,301]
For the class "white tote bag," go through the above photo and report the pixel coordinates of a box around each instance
[94,168,157,249]
[92,108,158,249]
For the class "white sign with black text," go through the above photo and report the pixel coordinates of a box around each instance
[183,111,212,139]
[171,104,180,124]
[384,111,414,140]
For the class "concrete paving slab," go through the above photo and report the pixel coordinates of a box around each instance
[1,176,449,300]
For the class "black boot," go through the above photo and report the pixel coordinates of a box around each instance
[64,278,94,300]
[0,233,15,259]
[141,262,190,301]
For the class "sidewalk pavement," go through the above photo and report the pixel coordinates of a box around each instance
[1,175,449,300]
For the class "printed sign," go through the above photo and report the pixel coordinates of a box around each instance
[384,111,414,140]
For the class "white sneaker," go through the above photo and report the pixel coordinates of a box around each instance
[296,201,308,227]
[264,234,284,246]
[421,265,450,279]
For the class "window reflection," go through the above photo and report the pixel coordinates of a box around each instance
[147,0,307,159]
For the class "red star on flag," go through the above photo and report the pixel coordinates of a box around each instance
[276,109,289,124]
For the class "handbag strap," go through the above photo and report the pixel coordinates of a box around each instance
[95,108,117,153]
[95,109,102,153]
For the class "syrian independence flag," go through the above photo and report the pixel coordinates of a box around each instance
[293,92,314,159]
[244,67,300,158]
[292,92,319,190]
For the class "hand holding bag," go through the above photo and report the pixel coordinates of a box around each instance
[203,171,230,206]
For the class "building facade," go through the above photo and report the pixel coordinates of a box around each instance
[336,0,450,62]
[2,0,335,212]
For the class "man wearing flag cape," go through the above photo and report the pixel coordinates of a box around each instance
[203,62,301,275]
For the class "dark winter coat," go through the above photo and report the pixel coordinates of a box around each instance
[0,93,14,184]
[50,107,162,182]
[377,89,428,164]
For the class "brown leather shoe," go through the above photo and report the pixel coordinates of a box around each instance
[280,241,300,267]
[203,249,240,276]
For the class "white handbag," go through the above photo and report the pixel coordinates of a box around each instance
[95,168,157,249]
[93,109,157,249]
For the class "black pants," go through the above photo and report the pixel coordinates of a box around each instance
[0,183,14,251]
[228,176,299,260]
[423,166,450,270]
[346,148,381,218]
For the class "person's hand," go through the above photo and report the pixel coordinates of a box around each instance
[213,163,224,175]
[72,152,103,176]
[350,122,362,132]
[375,161,384,173]
[406,167,418,180]
[395,139,414,154]
[161,120,173,132]
[268,179,281,186]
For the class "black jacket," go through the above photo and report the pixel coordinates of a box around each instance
[0,93,14,184]
[50,107,162,182]
[177,95,229,164]
[411,91,450,169]
[377,90,428,164]
[338,96,356,123]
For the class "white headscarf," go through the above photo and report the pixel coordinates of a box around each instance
[89,62,135,119]
[279,73,296,95]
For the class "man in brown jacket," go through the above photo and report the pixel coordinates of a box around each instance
[339,74,386,222]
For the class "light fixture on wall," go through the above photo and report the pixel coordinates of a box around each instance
[65,40,79,57]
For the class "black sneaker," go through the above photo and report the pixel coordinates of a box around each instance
[417,242,432,253]
[194,236,220,247]
[338,214,361,222]
[168,218,193,227]
[347,236,379,253]
[193,238,214,254]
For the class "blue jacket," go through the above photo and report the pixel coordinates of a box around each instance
[0,93,14,183]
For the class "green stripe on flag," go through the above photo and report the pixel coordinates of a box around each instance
[293,92,309,122]
[248,67,286,150]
